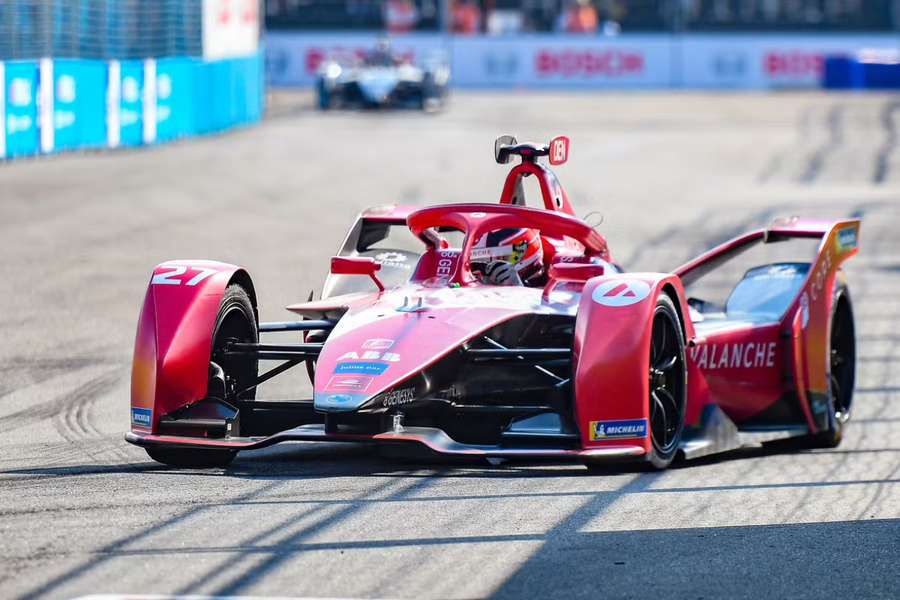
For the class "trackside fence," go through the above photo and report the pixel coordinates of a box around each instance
[0,51,264,160]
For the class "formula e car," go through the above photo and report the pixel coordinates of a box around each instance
[126,135,860,470]
[316,42,449,111]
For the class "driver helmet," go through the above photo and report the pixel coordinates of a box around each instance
[472,228,544,283]
[367,38,395,66]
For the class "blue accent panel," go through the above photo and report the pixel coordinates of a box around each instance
[314,391,370,412]
[334,362,391,375]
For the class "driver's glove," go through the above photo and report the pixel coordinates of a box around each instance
[483,261,523,286]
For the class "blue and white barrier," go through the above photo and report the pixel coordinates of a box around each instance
[823,49,900,90]
[267,32,900,90]
[0,51,264,161]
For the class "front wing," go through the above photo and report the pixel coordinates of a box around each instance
[125,426,645,460]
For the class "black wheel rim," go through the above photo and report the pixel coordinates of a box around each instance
[830,299,855,423]
[213,303,257,400]
[648,308,686,456]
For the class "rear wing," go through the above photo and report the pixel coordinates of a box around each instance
[674,217,859,285]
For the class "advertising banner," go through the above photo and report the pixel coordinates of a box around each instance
[451,35,673,88]
[203,0,260,60]
[678,34,900,89]
[118,60,144,147]
[3,61,40,158]
[52,60,107,152]
[266,32,446,87]
[266,32,900,90]
[156,58,196,142]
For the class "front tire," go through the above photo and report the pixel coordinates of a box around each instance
[646,294,688,469]
[317,79,332,110]
[585,293,687,473]
[145,284,257,469]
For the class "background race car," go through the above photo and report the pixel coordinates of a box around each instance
[316,40,450,111]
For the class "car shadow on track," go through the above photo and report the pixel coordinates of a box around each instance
[5,436,897,482]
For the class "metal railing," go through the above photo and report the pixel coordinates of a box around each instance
[0,0,203,61]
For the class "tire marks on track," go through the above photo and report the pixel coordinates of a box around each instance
[0,364,132,466]
[873,100,900,183]
[0,356,109,401]
[0,368,120,435]
[800,104,844,183]
[51,369,131,463]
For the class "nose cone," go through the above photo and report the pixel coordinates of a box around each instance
[313,292,531,412]
[358,70,399,103]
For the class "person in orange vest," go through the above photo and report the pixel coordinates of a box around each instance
[452,0,482,34]
[563,0,598,33]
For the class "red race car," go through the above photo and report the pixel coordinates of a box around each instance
[126,135,860,470]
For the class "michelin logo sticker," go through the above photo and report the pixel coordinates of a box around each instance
[836,227,857,251]
[131,407,152,427]
[590,419,648,440]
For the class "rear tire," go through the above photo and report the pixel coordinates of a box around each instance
[805,286,856,449]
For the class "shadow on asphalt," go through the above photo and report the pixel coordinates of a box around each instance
[5,434,899,481]
[7,437,900,599]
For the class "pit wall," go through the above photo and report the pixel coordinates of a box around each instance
[266,32,900,90]
[1,51,264,160]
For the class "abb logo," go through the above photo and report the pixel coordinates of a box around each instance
[535,50,644,77]
[763,51,823,77]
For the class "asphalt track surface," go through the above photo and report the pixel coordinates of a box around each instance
[2,91,899,600]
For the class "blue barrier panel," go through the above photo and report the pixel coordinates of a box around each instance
[209,59,233,133]
[119,60,144,147]
[191,52,264,136]
[156,57,196,142]
[4,61,40,158]
[2,52,264,161]
[191,60,213,135]
[238,53,264,124]
[824,54,900,90]
[53,60,107,152]
[864,62,900,89]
